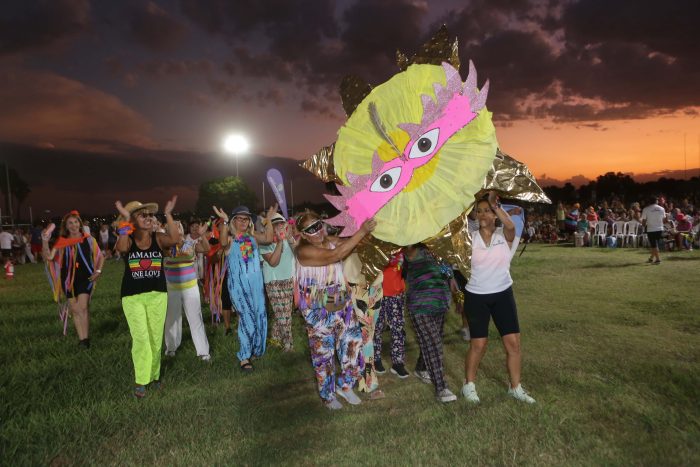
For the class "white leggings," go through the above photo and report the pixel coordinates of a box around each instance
[164,286,210,357]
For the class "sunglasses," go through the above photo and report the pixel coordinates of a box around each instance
[137,212,155,218]
[233,216,250,222]
[301,220,324,235]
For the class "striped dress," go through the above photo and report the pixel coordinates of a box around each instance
[405,248,450,315]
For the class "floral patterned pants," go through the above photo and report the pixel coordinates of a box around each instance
[302,300,363,402]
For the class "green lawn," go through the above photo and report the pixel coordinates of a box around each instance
[1,244,699,466]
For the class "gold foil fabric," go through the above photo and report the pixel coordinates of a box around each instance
[356,235,401,281]
[397,25,460,71]
[423,205,473,282]
[480,149,552,204]
[300,143,341,184]
[340,75,372,117]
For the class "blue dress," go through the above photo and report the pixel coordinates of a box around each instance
[227,235,267,361]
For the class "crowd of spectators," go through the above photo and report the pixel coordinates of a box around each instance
[3,194,699,267]
[523,195,699,251]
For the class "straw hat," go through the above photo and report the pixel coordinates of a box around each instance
[118,201,159,222]
[270,213,286,224]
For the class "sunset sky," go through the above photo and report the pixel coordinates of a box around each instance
[1,0,698,215]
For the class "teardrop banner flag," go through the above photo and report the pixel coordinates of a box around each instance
[266,168,289,218]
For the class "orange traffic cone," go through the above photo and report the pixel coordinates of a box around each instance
[4,260,14,279]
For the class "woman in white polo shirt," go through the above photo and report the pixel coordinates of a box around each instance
[461,191,535,404]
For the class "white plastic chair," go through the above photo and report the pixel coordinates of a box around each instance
[592,221,607,246]
[589,220,598,233]
[625,220,642,247]
[612,221,627,247]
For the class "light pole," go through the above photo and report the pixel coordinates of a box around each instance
[4,163,12,225]
[222,134,250,178]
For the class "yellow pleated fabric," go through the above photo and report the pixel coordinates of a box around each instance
[334,63,498,245]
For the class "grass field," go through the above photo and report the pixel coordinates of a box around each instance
[1,244,699,466]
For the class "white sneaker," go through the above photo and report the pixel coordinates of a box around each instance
[508,384,536,404]
[459,327,471,341]
[414,370,432,384]
[200,354,211,362]
[436,388,457,403]
[325,397,343,410]
[336,387,362,405]
[461,382,480,403]
[165,350,176,357]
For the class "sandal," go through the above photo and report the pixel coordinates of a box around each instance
[133,385,146,399]
[240,361,254,373]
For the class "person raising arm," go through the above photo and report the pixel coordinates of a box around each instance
[294,211,375,409]
[114,196,182,399]
[461,191,535,405]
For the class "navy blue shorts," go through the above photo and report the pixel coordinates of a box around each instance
[464,287,519,339]
[66,278,92,299]
[646,231,662,248]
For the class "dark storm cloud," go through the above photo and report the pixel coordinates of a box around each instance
[551,0,700,117]
[438,0,538,42]
[462,30,559,120]
[102,56,139,87]
[180,0,430,115]
[0,0,90,55]
[5,0,698,137]
[300,96,340,119]
[435,0,700,121]
[179,0,339,106]
[554,41,697,110]
[532,101,655,123]
[206,77,242,101]
[562,0,699,65]
[338,0,425,66]
[232,47,295,82]
[257,88,285,107]
[128,1,188,51]
[137,58,214,77]
[0,67,152,151]
[179,0,337,41]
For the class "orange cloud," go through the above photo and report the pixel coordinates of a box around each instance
[0,67,153,152]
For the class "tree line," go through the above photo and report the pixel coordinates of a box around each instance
[543,172,700,206]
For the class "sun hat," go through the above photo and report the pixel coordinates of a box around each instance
[118,201,159,222]
[270,213,286,224]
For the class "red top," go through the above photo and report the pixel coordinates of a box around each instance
[382,253,405,296]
